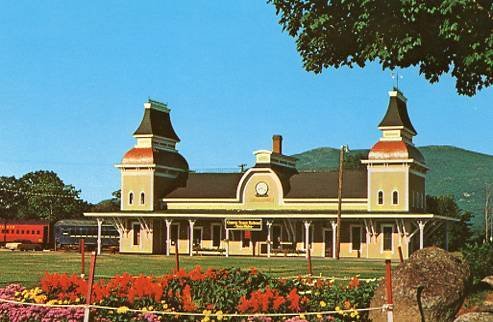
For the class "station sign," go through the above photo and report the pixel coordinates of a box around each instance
[225,219,263,231]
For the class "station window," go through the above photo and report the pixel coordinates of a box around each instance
[132,223,140,245]
[211,224,221,248]
[382,225,393,251]
[129,192,134,205]
[392,191,399,205]
[378,191,384,205]
[140,192,145,205]
[351,226,362,251]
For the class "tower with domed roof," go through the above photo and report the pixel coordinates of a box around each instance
[362,89,428,213]
[116,99,188,211]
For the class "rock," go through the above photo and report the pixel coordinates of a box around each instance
[481,276,493,288]
[369,247,470,322]
[453,312,493,322]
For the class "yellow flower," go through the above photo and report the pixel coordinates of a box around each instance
[216,310,223,321]
[299,314,306,320]
[117,306,129,314]
[316,313,323,319]
[319,300,327,308]
[75,298,80,303]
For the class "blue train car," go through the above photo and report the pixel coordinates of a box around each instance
[54,219,119,250]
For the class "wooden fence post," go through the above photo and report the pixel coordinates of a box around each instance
[307,245,312,275]
[385,259,394,322]
[398,246,404,263]
[83,251,97,322]
[80,239,85,278]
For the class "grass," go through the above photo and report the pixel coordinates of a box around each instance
[0,251,390,288]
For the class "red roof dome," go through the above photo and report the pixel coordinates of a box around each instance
[368,141,425,164]
[121,147,189,170]
[122,148,154,164]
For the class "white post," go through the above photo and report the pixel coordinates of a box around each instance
[225,227,229,257]
[96,218,103,255]
[304,221,311,259]
[189,220,195,256]
[444,221,449,251]
[266,221,273,258]
[418,220,426,250]
[165,219,172,256]
[331,220,337,259]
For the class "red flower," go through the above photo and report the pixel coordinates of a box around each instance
[348,276,360,289]
[287,288,300,311]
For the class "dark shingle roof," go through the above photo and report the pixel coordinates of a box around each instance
[165,173,243,198]
[378,94,417,135]
[164,170,367,199]
[134,108,180,141]
[286,170,367,198]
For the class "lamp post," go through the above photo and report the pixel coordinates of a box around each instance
[336,145,349,260]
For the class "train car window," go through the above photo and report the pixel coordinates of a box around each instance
[140,192,145,205]
[32,230,35,234]
[26,230,30,234]
[16,230,19,234]
[21,230,25,234]
[37,230,40,235]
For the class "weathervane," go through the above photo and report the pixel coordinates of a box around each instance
[391,71,404,91]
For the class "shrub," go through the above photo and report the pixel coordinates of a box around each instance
[461,242,493,287]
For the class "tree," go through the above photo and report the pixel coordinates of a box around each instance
[18,171,89,223]
[92,189,120,212]
[343,152,366,170]
[270,0,493,96]
[0,176,24,221]
[426,195,472,250]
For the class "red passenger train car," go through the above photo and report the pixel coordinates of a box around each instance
[1,220,50,246]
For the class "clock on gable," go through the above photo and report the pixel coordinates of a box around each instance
[255,181,269,196]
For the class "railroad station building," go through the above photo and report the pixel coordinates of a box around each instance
[85,90,456,259]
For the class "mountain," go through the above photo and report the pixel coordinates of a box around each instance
[292,145,493,231]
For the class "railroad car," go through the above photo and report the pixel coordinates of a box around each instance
[0,220,50,247]
[54,219,119,250]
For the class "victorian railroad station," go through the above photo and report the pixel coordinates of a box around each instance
[85,90,457,259]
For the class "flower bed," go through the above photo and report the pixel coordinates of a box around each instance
[0,267,378,322]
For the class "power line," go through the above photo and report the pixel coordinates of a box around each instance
[0,188,80,199]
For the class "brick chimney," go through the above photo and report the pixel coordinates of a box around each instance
[272,135,282,154]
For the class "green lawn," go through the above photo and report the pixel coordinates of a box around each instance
[0,251,391,288]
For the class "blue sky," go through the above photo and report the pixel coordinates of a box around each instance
[0,1,491,203]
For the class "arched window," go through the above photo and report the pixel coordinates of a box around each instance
[378,191,384,205]
[392,191,399,205]
[140,192,145,205]
[129,192,134,205]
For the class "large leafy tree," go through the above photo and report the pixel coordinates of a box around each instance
[426,195,472,250]
[0,176,24,221]
[270,0,493,96]
[18,171,89,223]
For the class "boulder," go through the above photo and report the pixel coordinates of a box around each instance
[453,312,493,322]
[481,276,493,288]
[369,247,470,322]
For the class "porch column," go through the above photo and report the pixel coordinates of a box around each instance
[165,219,172,256]
[304,221,311,259]
[225,227,229,257]
[96,218,103,255]
[444,221,449,251]
[266,221,273,258]
[189,220,195,256]
[418,220,426,250]
[331,220,337,259]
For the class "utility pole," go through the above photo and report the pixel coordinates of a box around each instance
[486,184,492,243]
[336,145,349,260]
